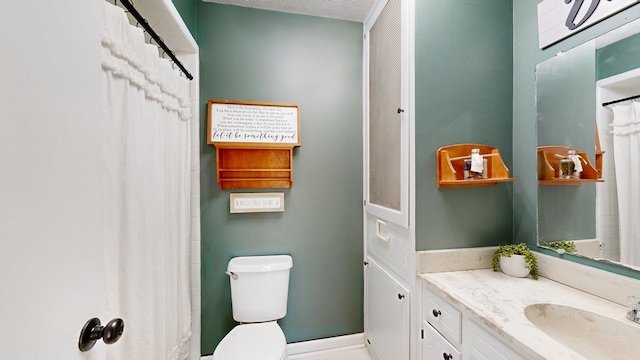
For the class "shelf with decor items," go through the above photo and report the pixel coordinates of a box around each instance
[436,144,514,188]
[537,145,603,186]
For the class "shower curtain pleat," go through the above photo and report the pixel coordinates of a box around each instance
[101,2,192,359]
[610,101,640,267]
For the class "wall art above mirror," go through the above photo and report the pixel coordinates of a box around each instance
[536,17,640,271]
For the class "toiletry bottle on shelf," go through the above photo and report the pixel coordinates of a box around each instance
[464,157,472,179]
[466,148,486,180]
[569,151,584,178]
[559,150,576,179]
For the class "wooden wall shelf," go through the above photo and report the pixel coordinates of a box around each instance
[214,143,294,189]
[537,145,603,186]
[436,144,514,188]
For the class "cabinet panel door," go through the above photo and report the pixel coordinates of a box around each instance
[364,0,409,228]
[466,319,528,360]
[422,322,461,360]
[365,259,410,360]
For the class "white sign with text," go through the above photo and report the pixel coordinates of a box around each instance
[538,0,640,48]
[230,193,285,213]
[208,101,300,145]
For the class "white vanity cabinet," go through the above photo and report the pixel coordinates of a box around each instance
[421,283,530,360]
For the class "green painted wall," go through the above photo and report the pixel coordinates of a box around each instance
[597,32,640,80]
[415,0,514,251]
[512,1,640,278]
[171,0,196,37]
[197,3,364,356]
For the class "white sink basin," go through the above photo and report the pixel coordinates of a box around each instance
[524,303,640,360]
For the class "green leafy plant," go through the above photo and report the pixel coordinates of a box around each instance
[492,243,539,280]
[539,240,576,254]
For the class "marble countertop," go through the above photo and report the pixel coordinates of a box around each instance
[419,269,634,360]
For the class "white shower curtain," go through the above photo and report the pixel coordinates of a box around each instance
[101,2,192,359]
[610,101,640,267]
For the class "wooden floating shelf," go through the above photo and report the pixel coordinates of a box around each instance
[213,143,295,189]
[436,143,514,188]
[537,145,603,186]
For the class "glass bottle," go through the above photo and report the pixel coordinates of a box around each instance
[559,150,576,179]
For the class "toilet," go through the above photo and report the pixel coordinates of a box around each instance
[213,255,293,360]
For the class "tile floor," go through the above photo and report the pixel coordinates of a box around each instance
[299,348,372,360]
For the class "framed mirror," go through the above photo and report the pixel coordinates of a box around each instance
[536,17,640,271]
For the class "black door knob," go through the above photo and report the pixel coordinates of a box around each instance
[103,318,125,345]
[78,317,125,352]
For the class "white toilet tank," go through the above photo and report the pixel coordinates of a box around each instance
[227,255,293,323]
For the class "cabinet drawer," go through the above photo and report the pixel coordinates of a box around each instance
[423,285,462,346]
[422,321,461,360]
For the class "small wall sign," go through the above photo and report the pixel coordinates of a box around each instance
[538,0,640,49]
[230,193,285,213]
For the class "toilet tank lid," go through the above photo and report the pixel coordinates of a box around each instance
[228,255,293,273]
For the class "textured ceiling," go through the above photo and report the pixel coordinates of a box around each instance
[202,0,378,22]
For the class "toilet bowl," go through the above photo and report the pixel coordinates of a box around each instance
[212,321,287,360]
[212,255,293,360]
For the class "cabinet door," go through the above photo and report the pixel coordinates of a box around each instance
[364,0,409,228]
[365,259,410,360]
[465,319,528,360]
[422,322,461,360]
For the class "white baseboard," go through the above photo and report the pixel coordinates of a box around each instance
[201,333,365,360]
[287,333,365,359]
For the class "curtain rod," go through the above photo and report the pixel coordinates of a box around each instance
[118,0,193,80]
[602,93,640,107]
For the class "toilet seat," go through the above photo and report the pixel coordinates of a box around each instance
[212,321,287,360]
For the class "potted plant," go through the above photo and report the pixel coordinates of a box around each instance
[492,243,538,280]
[539,240,576,254]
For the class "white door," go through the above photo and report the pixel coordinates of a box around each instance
[0,0,109,358]
[363,0,415,359]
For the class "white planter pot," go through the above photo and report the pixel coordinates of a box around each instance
[499,255,530,278]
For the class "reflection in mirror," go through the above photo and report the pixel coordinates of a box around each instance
[536,18,640,270]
